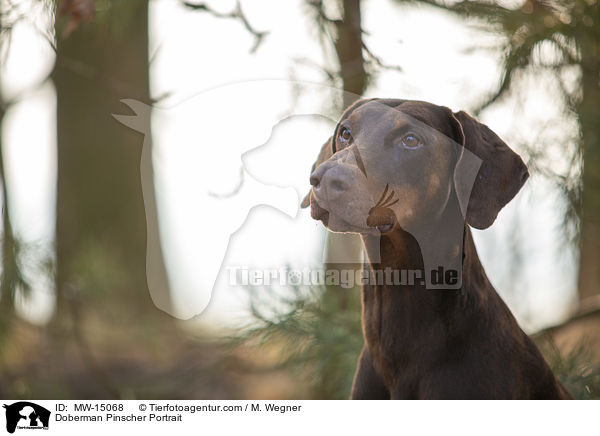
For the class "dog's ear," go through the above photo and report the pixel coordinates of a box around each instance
[450,110,529,229]
[301,137,333,208]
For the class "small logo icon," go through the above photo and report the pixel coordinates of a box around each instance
[3,402,50,433]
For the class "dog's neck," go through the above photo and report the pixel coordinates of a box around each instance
[361,222,488,294]
[357,193,492,371]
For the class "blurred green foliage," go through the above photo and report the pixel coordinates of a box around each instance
[238,280,363,399]
[538,336,600,399]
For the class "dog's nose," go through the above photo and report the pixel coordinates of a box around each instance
[311,164,351,195]
[310,162,329,187]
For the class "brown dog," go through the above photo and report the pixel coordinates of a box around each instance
[303,98,572,399]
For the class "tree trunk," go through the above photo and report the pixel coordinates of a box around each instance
[0,103,16,344]
[51,0,173,396]
[53,0,170,317]
[335,0,367,108]
[577,32,600,306]
[324,0,367,306]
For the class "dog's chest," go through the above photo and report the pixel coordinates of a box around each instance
[361,284,443,386]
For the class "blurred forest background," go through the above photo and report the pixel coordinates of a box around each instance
[0,0,599,399]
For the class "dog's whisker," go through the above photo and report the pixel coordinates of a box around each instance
[375,184,389,207]
[382,190,396,206]
[383,198,399,208]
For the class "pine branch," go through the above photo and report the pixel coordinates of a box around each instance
[182,1,268,53]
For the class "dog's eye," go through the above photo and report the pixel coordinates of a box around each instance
[339,126,352,145]
[401,134,421,149]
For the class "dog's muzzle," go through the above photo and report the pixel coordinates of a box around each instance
[310,197,329,225]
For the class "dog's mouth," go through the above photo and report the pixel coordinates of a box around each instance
[312,197,396,235]
[366,209,396,233]
[310,198,329,226]
[311,197,369,233]
[366,184,398,234]
[378,224,394,233]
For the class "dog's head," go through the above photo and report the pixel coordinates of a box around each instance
[302,99,528,235]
